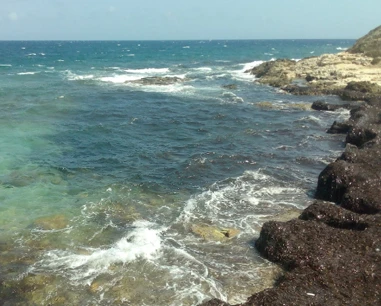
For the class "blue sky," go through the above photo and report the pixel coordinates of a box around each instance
[1,0,380,40]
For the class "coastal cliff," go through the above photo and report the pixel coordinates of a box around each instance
[201,26,381,306]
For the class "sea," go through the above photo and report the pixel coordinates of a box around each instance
[0,39,354,305]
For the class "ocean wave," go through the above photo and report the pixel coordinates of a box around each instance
[0,64,12,67]
[31,220,163,284]
[178,169,304,233]
[99,74,141,83]
[221,91,244,103]
[229,60,266,81]
[124,67,170,74]
[64,70,96,81]
[193,67,213,72]
[241,60,266,72]
[336,47,348,51]
[17,72,39,75]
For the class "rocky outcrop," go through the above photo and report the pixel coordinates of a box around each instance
[248,59,296,87]
[246,25,381,94]
[200,97,381,306]
[348,25,381,60]
[223,103,381,302]
[200,27,381,306]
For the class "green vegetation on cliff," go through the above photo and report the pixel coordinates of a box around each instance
[348,25,381,59]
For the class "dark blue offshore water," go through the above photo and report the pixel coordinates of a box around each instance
[0,39,354,305]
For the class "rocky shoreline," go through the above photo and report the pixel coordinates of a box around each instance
[200,26,381,305]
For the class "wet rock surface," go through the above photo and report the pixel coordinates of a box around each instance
[200,98,381,305]
[200,26,381,306]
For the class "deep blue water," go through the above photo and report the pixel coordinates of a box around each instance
[0,39,354,305]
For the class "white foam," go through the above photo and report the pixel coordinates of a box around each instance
[124,68,170,74]
[229,60,268,81]
[65,71,95,81]
[334,108,351,121]
[221,91,244,103]
[193,67,212,72]
[32,220,163,284]
[241,60,266,72]
[128,83,195,94]
[17,72,38,75]
[336,47,348,51]
[27,53,36,56]
[178,170,303,232]
[99,74,141,83]
[183,46,190,49]
[0,64,12,67]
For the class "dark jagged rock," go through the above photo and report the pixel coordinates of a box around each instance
[315,102,381,214]
[327,121,352,134]
[200,26,381,306]
[201,97,381,306]
[282,84,330,96]
[345,81,381,94]
[201,200,381,306]
[311,100,356,111]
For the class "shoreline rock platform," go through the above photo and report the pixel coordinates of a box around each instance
[200,26,381,306]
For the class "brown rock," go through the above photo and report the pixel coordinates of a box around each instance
[33,214,68,230]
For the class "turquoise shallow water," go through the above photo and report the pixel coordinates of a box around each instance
[0,39,354,305]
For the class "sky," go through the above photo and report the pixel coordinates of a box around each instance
[1,0,380,40]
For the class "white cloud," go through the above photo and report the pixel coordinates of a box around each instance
[8,12,18,21]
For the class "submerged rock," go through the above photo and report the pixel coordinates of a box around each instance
[191,224,240,241]
[127,76,186,85]
[222,84,238,90]
[33,214,68,230]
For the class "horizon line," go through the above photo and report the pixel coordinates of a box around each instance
[0,38,357,42]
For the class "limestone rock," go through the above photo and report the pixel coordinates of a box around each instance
[248,25,381,93]
[191,224,240,241]
[248,59,296,87]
